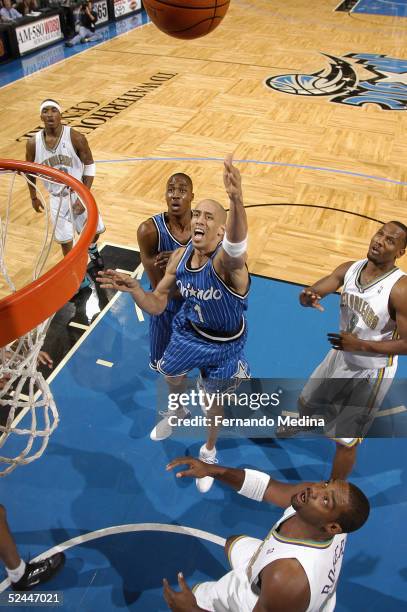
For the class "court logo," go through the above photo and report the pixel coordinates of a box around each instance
[265,53,407,111]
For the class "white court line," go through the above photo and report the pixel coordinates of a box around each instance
[350,0,365,13]
[378,405,407,417]
[96,359,114,368]
[68,322,89,331]
[135,263,145,321]
[0,523,225,592]
[116,268,133,275]
[46,258,143,386]
[5,245,143,433]
[135,305,145,322]
[99,241,140,252]
[333,0,347,9]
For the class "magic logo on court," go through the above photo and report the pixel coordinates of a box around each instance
[264,53,407,111]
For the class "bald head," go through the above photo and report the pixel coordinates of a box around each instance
[195,199,227,225]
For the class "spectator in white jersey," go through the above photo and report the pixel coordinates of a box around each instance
[289,221,407,479]
[65,0,102,47]
[164,456,370,612]
[26,99,105,291]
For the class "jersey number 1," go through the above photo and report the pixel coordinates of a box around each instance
[194,303,204,323]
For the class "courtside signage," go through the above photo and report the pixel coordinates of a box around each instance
[94,0,109,25]
[113,0,141,19]
[16,14,63,56]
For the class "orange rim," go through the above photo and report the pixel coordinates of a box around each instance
[0,159,98,347]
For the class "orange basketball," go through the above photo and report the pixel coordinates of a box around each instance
[143,0,231,40]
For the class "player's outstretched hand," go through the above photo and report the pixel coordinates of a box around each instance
[299,288,324,311]
[31,196,44,213]
[97,269,139,292]
[155,250,173,270]
[223,155,242,204]
[166,456,213,479]
[163,573,200,612]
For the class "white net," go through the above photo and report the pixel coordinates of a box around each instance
[0,165,87,476]
[0,324,59,476]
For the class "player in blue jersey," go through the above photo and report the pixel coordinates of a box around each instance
[137,173,193,372]
[137,173,193,442]
[98,156,250,493]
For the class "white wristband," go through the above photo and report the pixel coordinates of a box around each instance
[222,233,248,257]
[238,469,270,501]
[83,163,96,177]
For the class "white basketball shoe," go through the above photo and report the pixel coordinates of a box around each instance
[196,444,218,493]
[150,407,190,441]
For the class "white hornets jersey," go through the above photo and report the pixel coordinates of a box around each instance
[34,126,84,196]
[340,259,405,368]
[247,506,346,612]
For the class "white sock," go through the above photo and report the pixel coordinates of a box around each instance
[202,444,216,455]
[6,559,26,583]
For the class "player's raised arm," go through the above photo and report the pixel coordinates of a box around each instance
[299,261,354,311]
[97,248,184,315]
[216,155,248,271]
[166,457,311,508]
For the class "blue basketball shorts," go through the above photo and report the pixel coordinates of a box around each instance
[156,314,250,387]
[149,309,177,371]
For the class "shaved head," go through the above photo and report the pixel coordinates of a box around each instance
[167,173,193,190]
[388,221,407,248]
[195,199,227,225]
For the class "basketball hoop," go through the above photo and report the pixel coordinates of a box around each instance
[0,158,98,475]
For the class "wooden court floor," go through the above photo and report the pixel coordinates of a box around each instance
[1,0,407,297]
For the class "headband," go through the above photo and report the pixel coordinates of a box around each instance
[40,100,61,113]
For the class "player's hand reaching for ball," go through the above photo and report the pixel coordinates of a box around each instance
[223,155,243,204]
[166,456,214,479]
[97,269,139,293]
[299,288,324,311]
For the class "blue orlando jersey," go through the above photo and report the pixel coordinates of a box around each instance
[175,243,249,340]
[151,213,190,253]
[151,213,191,313]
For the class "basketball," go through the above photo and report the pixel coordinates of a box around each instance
[143,0,231,40]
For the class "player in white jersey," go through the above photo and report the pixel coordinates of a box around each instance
[163,456,370,612]
[297,221,407,479]
[26,99,105,287]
